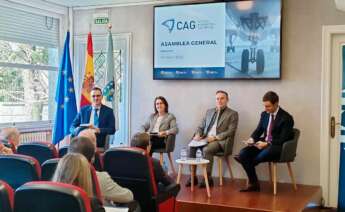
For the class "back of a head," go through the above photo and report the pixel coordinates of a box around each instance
[130,132,150,149]
[78,129,97,146]
[69,136,95,162]
[52,153,93,196]
[0,127,20,146]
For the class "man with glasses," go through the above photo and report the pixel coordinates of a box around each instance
[70,87,115,148]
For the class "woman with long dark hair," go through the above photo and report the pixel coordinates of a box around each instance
[141,96,178,154]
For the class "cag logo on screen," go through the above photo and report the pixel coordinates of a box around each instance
[161,19,196,33]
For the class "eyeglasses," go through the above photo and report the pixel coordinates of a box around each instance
[92,95,102,97]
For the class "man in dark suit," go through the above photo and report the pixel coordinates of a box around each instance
[70,87,115,148]
[235,91,294,192]
[187,90,238,188]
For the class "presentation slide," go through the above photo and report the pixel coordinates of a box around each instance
[153,0,282,80]
[154,3,225,79]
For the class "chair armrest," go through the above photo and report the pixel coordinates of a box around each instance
[279,140,297,162]
[104,135,110,151]
[155,183,180,203]
[164,135,175,153]
[222,137,234,156]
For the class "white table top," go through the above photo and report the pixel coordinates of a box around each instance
[176,158,210,165]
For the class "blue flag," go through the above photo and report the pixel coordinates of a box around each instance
[52,31,77,145]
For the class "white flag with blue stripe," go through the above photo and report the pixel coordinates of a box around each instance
[103,28,119,131]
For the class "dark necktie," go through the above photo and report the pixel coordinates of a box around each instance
[94,108,99,127]
[206,110,218,134]
[267,114,275,143]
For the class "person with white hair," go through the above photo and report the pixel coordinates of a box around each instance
[0,127,20,154]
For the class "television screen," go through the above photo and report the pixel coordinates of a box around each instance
[153,0,282,79]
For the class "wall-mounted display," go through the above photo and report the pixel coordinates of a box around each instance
[153,0,282,79]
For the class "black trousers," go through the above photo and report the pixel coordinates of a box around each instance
[188,142,222,174]
[149,135,166,155]
[238,145,282,184]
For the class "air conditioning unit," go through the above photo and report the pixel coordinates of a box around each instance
[335,0,345,12]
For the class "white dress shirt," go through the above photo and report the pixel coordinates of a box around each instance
[152,116,164,132]
[207,110,220,137]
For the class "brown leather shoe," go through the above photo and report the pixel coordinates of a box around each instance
[185,176,198,187]
[239,183,260,192]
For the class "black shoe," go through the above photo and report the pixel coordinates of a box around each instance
[239,183,260,192]
[198,177,214,188]
[185,177,198,187]
[234,155,242,164]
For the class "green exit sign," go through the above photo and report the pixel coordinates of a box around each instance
[94,17,109,25]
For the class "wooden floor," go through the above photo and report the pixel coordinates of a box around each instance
[175,175,321,212]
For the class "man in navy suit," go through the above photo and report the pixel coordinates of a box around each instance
[70,87,115,148]
[235,91,294,192]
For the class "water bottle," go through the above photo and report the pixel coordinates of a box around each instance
[180,147,187,161]
[196,148,203,162]
[163,161,168,173]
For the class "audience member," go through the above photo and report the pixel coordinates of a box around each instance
[0,142,12,154]
[0,127,20,152]
[52,153,105,212]
[69,134,134,204]
[130,132,174,190]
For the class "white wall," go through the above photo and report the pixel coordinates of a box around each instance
[73,0,345,185]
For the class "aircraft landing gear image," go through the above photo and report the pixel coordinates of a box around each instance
[241,48,265,74]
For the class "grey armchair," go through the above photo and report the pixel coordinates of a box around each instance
[214,136,236,186]
[268,128,300,195]
[152,134,176,174]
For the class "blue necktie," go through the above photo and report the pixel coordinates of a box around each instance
[94,108,99,127]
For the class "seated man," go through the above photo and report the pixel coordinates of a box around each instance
[235,91,294,192]
[70,87,115,148]
[130,132,175,190]
[69,131,134,204]
[0,127,21,152]
[187,90,238,188]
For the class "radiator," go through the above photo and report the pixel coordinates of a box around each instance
[20,130,52,144]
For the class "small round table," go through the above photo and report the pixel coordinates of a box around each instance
[175,158,211,198]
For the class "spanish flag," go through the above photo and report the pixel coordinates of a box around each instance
[80,32,94,107]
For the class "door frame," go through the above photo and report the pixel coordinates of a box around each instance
[321,25,345,206]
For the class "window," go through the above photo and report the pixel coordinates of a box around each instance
[0,40,58,123]
[74,34,132,146]
[0,5,60,125]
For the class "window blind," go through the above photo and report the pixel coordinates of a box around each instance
[0,5,59,48]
